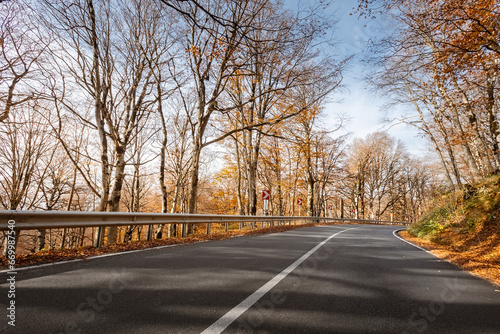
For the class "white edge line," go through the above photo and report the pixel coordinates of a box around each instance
[392,229,435,255]
[201,227,356,334]
[0,258,84,273]
[392,229,456,267]
[0,241,199,273]
[0,227,322,273]
[86,243,180,260]
[2,228,347,273]
[393,229,500,288]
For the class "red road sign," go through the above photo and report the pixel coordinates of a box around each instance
[328,205,332,210]
[297,198,303,206]
[262,190,270,200]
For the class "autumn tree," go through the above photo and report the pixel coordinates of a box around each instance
[340,131,432,222]
[286,84,344,216]
[362,132,407,219]
[216,1,345,216]
[159,0,263,217]
[361,0,500,187]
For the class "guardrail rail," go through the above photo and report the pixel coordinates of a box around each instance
[0,210,410,248]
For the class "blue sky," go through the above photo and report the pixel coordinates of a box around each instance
[319,1,426,156]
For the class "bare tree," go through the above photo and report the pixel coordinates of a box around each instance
[165,0,267,216]
[216,0,346,216]
[0,0,44,122]
[40,0,168,244]
[0,103,54,255]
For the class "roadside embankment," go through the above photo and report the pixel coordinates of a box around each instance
[402,174,500,286]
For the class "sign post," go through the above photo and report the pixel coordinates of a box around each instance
[297,198,303,216]
[262,190,270,227]
[328,204,333,217]
[262,190,270,216]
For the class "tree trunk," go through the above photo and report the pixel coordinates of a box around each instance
[155,71,168,239]
[409,88,456,190]
[430,104,463,188]
[61,168,77,250]
[187,141,201,215]
[2,230,20,257]
[247,158,258,215]
[88,0,110,248]
[485,69,500,169]
[460,89,493,175]
[306,173,314,216]
[37,229,46,251]
[106,144,127,244]
[79,228,85,247]
[433,65,481,180]
[277,183,283,216]
[234,138,246,215]
[186,131,204,235]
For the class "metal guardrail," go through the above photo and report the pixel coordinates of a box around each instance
[0,210,410,231]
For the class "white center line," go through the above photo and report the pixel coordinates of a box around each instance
[201,227,356,334]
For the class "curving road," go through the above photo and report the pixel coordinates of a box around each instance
[1,224,500,333]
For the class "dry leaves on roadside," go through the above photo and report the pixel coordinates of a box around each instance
[400,231,500,287]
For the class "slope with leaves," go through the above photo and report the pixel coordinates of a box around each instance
[404,174,500,286]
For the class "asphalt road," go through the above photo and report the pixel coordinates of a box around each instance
[1,224,499,334]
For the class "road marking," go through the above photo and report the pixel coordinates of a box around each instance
[0,243,184,274]
[87,244,179,260]
[201,227,356,334]
[0,258,84,273]
[392,229,441,257]
[392,229,457,266]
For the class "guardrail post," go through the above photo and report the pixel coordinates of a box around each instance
[181,224,187,237]
[147,225,153,241]
[206,223,210,234]
[225,223,228,232]
[95,226,105,248]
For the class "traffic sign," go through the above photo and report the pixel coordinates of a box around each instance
[262,190,270,200]
[297,198,303,206]
[328,205,332,210]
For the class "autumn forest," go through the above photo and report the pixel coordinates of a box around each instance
[1,0,499,253]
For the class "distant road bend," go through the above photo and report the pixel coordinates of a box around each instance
[2,224,500,333]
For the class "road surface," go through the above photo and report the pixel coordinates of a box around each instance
[1,224,499,333]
